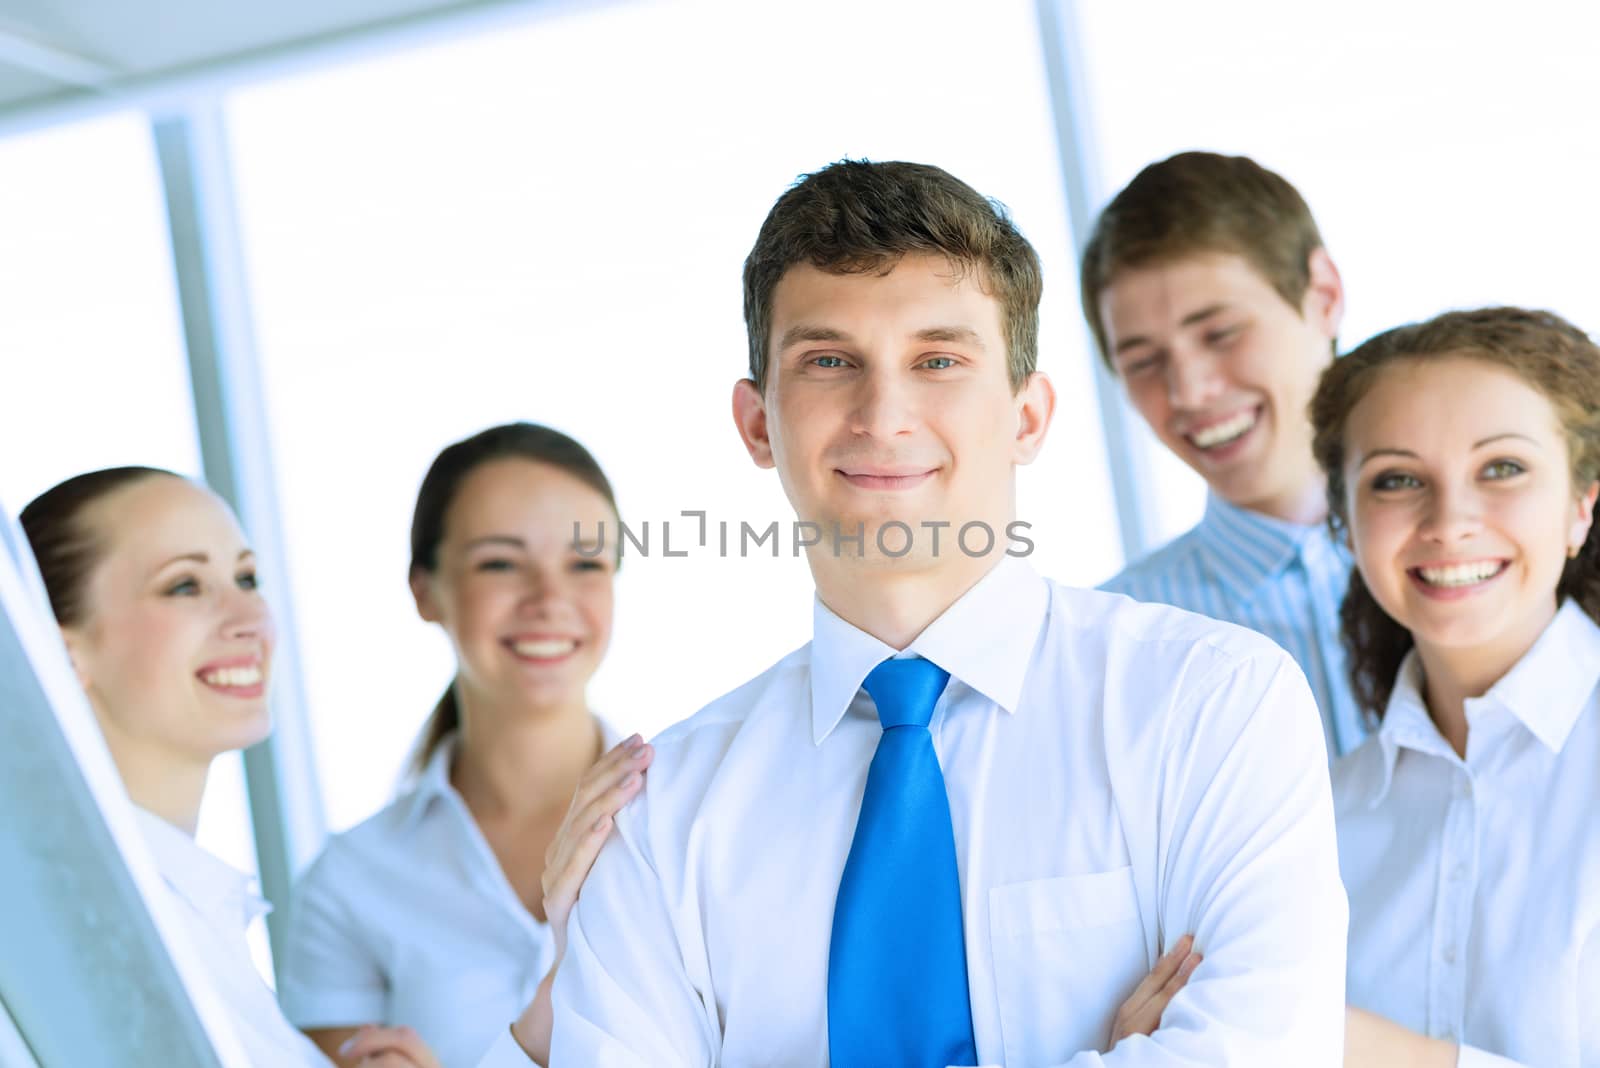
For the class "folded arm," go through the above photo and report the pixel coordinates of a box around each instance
[1056,651,1349,1067]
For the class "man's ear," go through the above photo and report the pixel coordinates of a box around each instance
[1304,247,1345,340]
[732,378,776,469]
[1011,371,1057,465]
[410,566,442,624]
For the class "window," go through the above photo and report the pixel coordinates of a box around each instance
[1073,0,1600,543]
[0,113,198,503]
[226,0,1122,830]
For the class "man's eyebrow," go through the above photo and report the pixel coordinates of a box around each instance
[777,324,852,351]
[1114,334,1153,357]
[913,325,985,349]
[1114,304,1232,357]
[1179,303,1229,328]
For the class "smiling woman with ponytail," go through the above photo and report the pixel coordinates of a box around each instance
[280,423,653,1068]
[403,422,621,777]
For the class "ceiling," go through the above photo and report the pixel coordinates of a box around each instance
[0,0,570,132]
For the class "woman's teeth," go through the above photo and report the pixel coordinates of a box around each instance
[200,665,262,687]
[512,639,578,658]
[1188,409,1258,449]
[1417,560,1506,587]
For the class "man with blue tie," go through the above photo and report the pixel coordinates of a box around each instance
[484,160,1345,1066]
[1086,152,1367,759]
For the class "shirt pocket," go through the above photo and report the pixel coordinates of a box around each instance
[988,867,1149,1065]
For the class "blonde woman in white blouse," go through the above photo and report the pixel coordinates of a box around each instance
[1309,307,1600,1067]
[18,466,441,1068]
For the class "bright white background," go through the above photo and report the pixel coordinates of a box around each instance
[1075,0,1600,540]
[6,0,1600,843]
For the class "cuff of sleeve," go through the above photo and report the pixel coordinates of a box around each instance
[277,984,387,1030]
[1455,1044,1525,1068]
[476,1028,536,1068]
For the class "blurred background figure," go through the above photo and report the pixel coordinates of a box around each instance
[283,424,649,1067]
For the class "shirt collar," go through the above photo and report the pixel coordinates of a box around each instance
[1370,652,1448,802]
[1370,599,1600,801]
[1472,598,1600,754]
[134,806,270,928]
[1193,493,1326,601]
[808,556,1049,744]
[400,732,459,829]
[400,717,622,829]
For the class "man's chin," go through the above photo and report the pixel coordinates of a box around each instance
[801,515,911,560]
[803,512,1016,568]
[1190,458,1271,504]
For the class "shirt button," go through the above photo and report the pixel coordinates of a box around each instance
[1441,945,1457,964]
[1451,864,1469,882]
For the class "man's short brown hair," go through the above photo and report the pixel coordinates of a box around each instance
[1080,151,1325,366]
[743,159,1042,392]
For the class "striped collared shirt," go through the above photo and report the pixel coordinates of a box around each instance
[1100,493,1369,758]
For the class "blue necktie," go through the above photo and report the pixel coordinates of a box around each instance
[828,656,977,1068]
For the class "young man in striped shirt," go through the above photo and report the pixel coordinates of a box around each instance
[1086,151,1367,757]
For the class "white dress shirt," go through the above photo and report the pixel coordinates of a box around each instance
[281,721,620,1068]
[516,557,1345,1067]
[1336,599,1600,1068]
[1101,493,1368,758]
[134,807,331,1067]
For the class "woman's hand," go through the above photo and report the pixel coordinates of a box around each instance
[1109,933,1202,1047]
[1344,1006,1458,1068]
[336,1025,441,1068]
[508,733,654,1065]
[542,734,653,958]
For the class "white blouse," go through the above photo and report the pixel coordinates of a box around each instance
[135,807,330,1067]
[280,720,621,1068]
[1336,599,1600,1067]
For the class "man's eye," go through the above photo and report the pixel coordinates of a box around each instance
[921,356,956,370]
[237,571,258,591]
[476,558,516,572]
[1372,471,1422,492]
[166,577,200,596]
[813,355,848,369]
[1120,353,1160,377]
[1206,326,1242,346]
